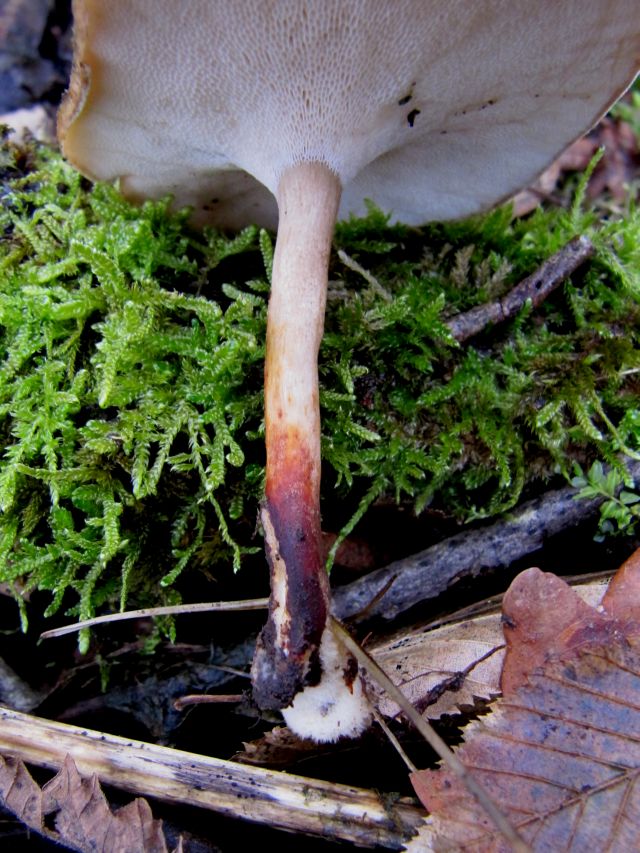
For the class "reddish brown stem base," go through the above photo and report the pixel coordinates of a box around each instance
[251,162,341,710]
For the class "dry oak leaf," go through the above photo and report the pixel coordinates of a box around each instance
[0,752,179,853]
[410,559,640,851]
[582,117,639,202]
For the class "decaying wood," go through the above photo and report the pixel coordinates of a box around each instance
[445,235,595,342]
[0,708,425,849]
[334,458,640,623]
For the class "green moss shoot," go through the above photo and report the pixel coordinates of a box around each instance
[1,125,639,643]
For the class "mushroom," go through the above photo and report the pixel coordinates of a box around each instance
[58,1,639,741]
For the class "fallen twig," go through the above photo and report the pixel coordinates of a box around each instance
[173,693,244,710]
[445,235,595,342]
[41,598,268,640]
[333,458,640,623]
[0,708,425,848]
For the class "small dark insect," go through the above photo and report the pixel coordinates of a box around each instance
[407,108,420,127]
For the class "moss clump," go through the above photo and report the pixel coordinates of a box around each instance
[1,129,639,641]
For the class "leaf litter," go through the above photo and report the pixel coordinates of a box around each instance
[370,578,608,721]
[0,753,180,852]
[410,548,640,851]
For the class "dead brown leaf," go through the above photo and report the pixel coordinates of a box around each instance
[511,116,638,216]
[499,569,602,695]
[234,725,324,766]
[602,546,640,621]
[501,551,640,694]
[321,530,377,572]
[410,557,640,851]
[370,580,607,721]
[372,613,505,719]
[585,118,639,201]
[0,753,178,853]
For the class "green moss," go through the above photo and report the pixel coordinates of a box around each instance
[1,127,639,640]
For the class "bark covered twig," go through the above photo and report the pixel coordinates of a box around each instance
[333,458,640,623]
[445,235,595,342]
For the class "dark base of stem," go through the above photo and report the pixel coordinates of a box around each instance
[251,498,329,709]
[251,619,323,710]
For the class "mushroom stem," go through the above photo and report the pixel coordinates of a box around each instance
[251,161,341,710]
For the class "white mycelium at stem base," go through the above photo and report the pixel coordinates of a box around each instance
[283,623,372,741]
[251,162,372,738]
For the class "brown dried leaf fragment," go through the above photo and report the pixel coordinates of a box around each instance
[583,117,639,201]
[234,726,326,767]
[501,557,640,694]
[370,580,607,721]
[511,137,598,216]
[0,753,176,853]
[602,546,640,622]
[511,115,639,216]
[411,556,640,850]
[499,569,603,694]
[372,612,506,720]
[0,754,43,831]
[413,641,640,850]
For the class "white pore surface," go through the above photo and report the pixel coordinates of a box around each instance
[65,0,639,228]
[282,626,372,742]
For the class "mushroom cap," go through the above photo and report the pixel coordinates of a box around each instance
[59,0,640,228]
